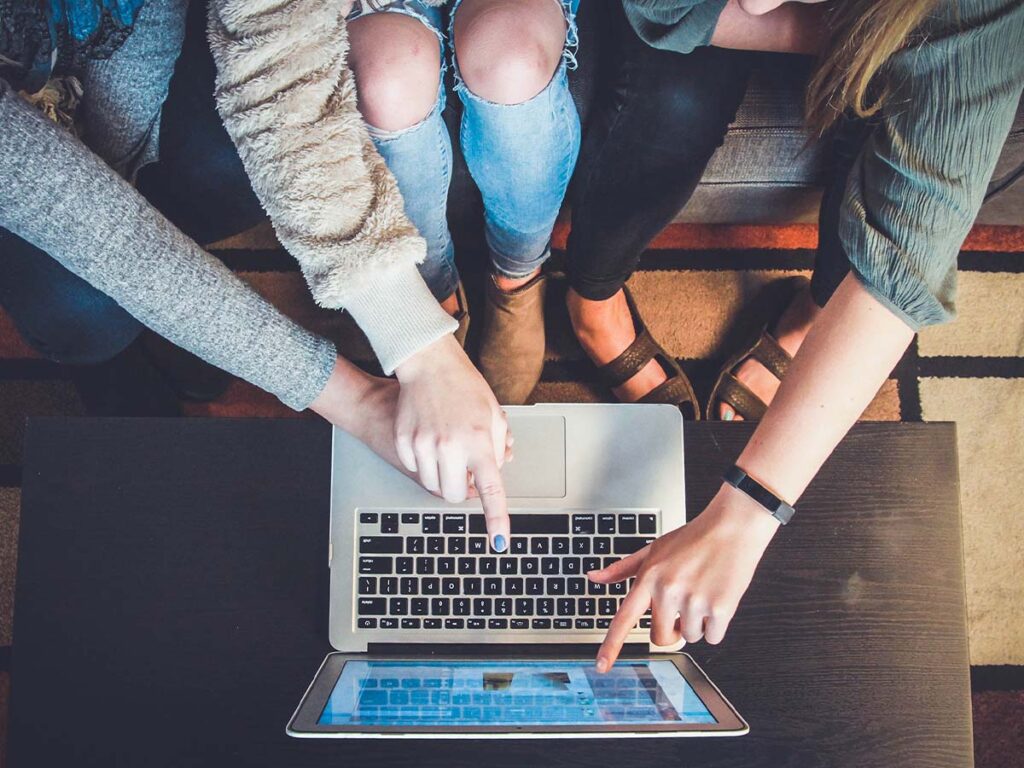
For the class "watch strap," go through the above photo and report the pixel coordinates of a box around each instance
[722,465,795,525]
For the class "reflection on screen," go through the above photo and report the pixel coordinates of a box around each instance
[318,660,716,727]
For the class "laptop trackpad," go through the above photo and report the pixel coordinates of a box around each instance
[501,415,566,498]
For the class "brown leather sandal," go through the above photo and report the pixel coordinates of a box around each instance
[707,276,809,421]
[594,286,700,420]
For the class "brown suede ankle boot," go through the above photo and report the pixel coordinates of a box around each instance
[478,272,547,404]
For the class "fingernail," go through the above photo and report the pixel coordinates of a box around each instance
[493,534,507,553]
[723,410,734,422]
[596,657,610,673]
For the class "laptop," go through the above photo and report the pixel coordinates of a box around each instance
[287,403,748,737]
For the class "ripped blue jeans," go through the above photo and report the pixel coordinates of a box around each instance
[349,0,582,301]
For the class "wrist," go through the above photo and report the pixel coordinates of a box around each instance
[711,482,782,546]
[309,357,376,432]
[394,334,460,383]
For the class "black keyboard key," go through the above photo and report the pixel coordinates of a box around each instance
[358,598,387,615]
[396,557,413,575]
[520,557,539,575]
[442,577,460,595]
[380,618,399,629]
[639,617,652,629]
[541,557,560,575]
[401,617,421,629]
[411,598,429,615]
[572,514,595,535]
[495,598,513,616]
[359,557,392,575]
[511,619,529,629]
[562,557,581,575]
[526,577,545,595]
[484,578,502,595]
[453,598,471,616]
[407,537,425,554]
[554,618,572,629]
[448,537,466,554]
[422,514,440,534]
[472,513,567,534]
[438,557,456,575]
[424,618,442,629]
[599,598,618,615]
[510,537,528,555]
[480,557,498,575]
[427,537,445,555]
[603,556,619,569]
[489,619,508,629]
[568,578,587,595]
[400,577,418,595]
[575,618,595,629]
[597,514,616,534]
[530,538,550,555]
[473,598,492,616]
[464,577,482,595]
[546,577,566,595]
[431,597,450,615]
[422,577,440,595]
[618,514,637,535]
[359,512,379,525]
[381,577,398,595]
[389,597,408,615]
[614,537,654,555]
[588,580,607,595]
[469,536,487,554]
[597,618,612,629]
[500,557,518,575]
[457,557,476,575]
[579,598,596,616]
[640,514,658,534]
[358,618,377,629]
[515,598,534,615]
[505,578,524,595]
[532,619,551,629]
[401,512,420,525]
[593,537,611,555]
[358,577,377,594]
[557,598,575,616]
[583,557,601,573]
[537,598,554,616]
[445,618,464,629]
[415,557,434,575]
[609,581,627,595]
[468,618,485,629]
[381,513,399,534]
[552,537,570,555]
[443,514,467,534]
[572,538,591,555]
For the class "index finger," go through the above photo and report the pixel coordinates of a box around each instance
[596,580,651,673]
[468,448,510,553]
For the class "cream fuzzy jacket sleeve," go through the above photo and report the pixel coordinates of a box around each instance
[207,0,456,374]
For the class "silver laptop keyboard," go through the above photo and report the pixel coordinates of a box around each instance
[355,512,657,631]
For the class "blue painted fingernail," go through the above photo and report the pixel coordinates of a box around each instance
[493,534,507,553]
[723,410,734,421]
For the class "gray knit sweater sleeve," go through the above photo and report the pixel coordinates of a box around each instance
[207,0,457,374]
[839,0,1024,329]
[0,80,337,411]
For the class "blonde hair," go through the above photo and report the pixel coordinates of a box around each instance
[805,0,941,135]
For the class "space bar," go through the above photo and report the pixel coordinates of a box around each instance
[469,514,568,534]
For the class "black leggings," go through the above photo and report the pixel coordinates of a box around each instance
[566,3,864,308]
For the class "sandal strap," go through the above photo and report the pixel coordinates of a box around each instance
[716,373,768,421]
[749,332,792,381]
[638,374,698,408]
[597,327,662,389]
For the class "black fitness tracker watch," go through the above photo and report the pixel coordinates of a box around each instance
[722,464,795,525]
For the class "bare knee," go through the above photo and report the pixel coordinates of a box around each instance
[454,0,566,105]
[349,13,441,132]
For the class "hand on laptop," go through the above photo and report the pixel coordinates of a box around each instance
[588,483,781,671]
[394,335,513,552]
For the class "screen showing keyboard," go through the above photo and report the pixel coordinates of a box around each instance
[318,660,716,726]
[354,511,657,632]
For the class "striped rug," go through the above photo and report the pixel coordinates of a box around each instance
[1,220,1021,766]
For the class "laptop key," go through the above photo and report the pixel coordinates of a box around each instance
[359,536,402,554]
[639,617,652,629]
[464,577,482,595]
[583,557,601,573]
[546,577,565,595]
[358,577,377,594]
[438,558,456,575]
[457,557,476,575]
[380,618,398,628]
[557,598,575,616]
[526,577,545,595]
[489,619,508,629]
[530,538,550,555]
[431,598,450,615]
[442,578,460,595]
[359,512,379,525]
[562,557,581,575]
[407,537,425,554]
[597,514,616,534]
[572,538,591,555]
[520,557,539,575]
[468,618,485,629]
[614,537,653,555]
[575,618,595,630]
[448,537,466,554]
[499,558,518,575]
[537,598,554,616]
[401,618,420,629]
[396,557,413,575]
[473,598,492,615]
[358,618,377,629]
[389,598,408,615]
[515,598,534,615]
[588,581,607,595]
[510,537,528,555]
[469,536,487,554]
[428,537,445,555]
[532,619,551,630]
[572,514,595,535]
[400,577,418,595]
[422,578,440,595]
[619,514,637,535]
[541,558,560,575]
[480,557,498,575]
[639,514,658,534]
[599,598,617,615]
[609,581,626,595]
[424,618,442,629]
[510,619,529,629]
[380,578,398,595]
[401,512,420,525]
[359,557,392,575]
[551,537,570,555]
[358,598,387,615]
[422,514,440,534]
[411,598,429,615]
[484,578,502,595]
[568,578,587,595]
[593,537,611,555]
[381,513,399,533]
[596,618,612,629]
[578,598,596,616]
[554,619,572,630]
[453,598,471,616]
[415,557,434,575]
[443,514,467,534]
[504,578,524,595]
[495,598,513,616]
[445,618,465,629]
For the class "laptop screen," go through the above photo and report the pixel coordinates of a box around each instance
[318,660,716,727]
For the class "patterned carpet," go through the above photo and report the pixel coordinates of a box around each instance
[0,220,1021,766]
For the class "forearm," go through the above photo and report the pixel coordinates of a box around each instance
[710,0,825,54]
[737,273,915,505]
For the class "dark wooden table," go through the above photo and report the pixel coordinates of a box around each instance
[9,418,973,767]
